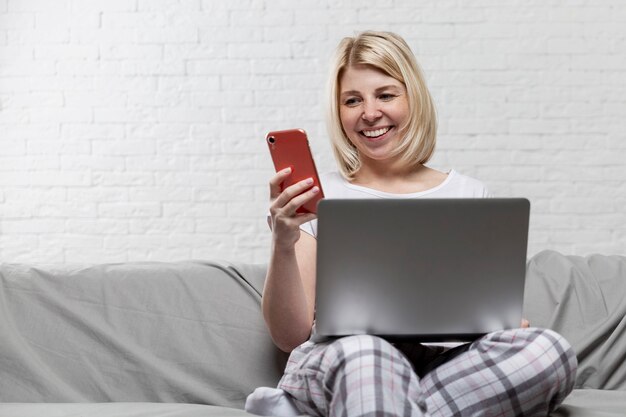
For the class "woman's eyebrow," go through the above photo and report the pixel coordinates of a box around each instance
[340,89,360,97]
[375,85,402,92]
[340,85,401,96]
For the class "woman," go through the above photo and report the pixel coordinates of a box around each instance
[256,31,577,417]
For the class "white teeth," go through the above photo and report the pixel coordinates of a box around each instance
[362,127,390,138]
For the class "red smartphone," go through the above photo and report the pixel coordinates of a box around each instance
[266,129,324,214]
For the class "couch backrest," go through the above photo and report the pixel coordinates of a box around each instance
[523,250,626,390]
[0,261,287,408]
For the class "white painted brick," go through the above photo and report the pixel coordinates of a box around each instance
[126,123,189,140]
[221,106,284,123]
[0,155,59,170]
[263,26,327,42]
[4,91,63,107]
[26,140,91,155]
[35,10,99,28]
[124,156,190,171]
[93,172,154,186]
[63,248,128,264]
[94,108,156,123]
[101,12,166,28]
[120,60,185,76]
[1,219,66,234]
[127,247,191,262]
[129,186,192,202]
[8,0,69,12]
[222,74,283,91]
[66,187,129,203]
[0,13,34,29]
[201,0,262,11]
[0,202,35,218]
[0,138,26,155]
[156,138,220,156]
[228,43,291,59]
[92,140,155,156]
[139,0,199,11]
[62,155,125,171]
[198,26,256,43]
[25,76,94,92]
[157,107,213,123]
[34,202,98,218]
[190,236,238,259]
[602,166,626,181]
[136,27,197,44]
[62,124,124,140]
[195,218,256,234]
[0,171,91,186]
[154,172,218,186]
[69,29,137,47]
[192,91,254,107]
[129,217,194,234]
[1,246,66,264]
[186,59,251,75]
[98,202,161,218]
[29,107,93,123]
[100,44,163,60]
[251,58,321,75]
[158,75,220,91]
[7,28,70,44]
[163,202,226,218]
[72,0,137,12]
[0,59,55,76]
[193,185,251,202]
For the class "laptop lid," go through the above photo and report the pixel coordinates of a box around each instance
[314,198,530,342]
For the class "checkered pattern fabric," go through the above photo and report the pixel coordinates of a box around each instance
[277,328,577,417]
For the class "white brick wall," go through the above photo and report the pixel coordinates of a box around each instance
[1,0,625,263]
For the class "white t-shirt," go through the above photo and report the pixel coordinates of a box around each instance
[301,169,491,238]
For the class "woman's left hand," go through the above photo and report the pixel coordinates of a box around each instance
[521,318,530,328]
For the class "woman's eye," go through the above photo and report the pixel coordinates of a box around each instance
[380,94,396,101]
[344,98,361,106]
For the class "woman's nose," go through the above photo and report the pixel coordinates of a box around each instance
[361,101,382,122]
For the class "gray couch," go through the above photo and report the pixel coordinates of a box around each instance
[1,250,625,417]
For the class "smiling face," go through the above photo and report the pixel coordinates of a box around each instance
[338,65,410,166]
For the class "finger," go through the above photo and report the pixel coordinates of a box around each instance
[269,167,292,199]
[272,177,316,209]
[282,186,320,216]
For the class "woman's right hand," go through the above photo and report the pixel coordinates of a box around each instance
[268,167,320,251]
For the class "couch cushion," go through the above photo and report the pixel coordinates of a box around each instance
[553,389,626,416]
[0,403,260,417]
[0,261,287,408]
[524,250,626,390]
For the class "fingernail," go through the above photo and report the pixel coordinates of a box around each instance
[283,167,292,173]
[306,178,314,185]
[311,186,319,193]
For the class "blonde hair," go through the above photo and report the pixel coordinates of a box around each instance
[326,31,437,180]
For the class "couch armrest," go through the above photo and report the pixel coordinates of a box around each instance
[524,250,626,390]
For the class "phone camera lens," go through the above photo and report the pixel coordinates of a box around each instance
[268,136,275,144]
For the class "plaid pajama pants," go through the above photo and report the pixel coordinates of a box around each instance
[277,328,577,417]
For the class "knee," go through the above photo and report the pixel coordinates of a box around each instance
[525,328,578,394]
[329,334,395,357]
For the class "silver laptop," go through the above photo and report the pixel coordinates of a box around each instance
[313,198,530,342]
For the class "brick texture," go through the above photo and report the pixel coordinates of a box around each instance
[1,0,625,263]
